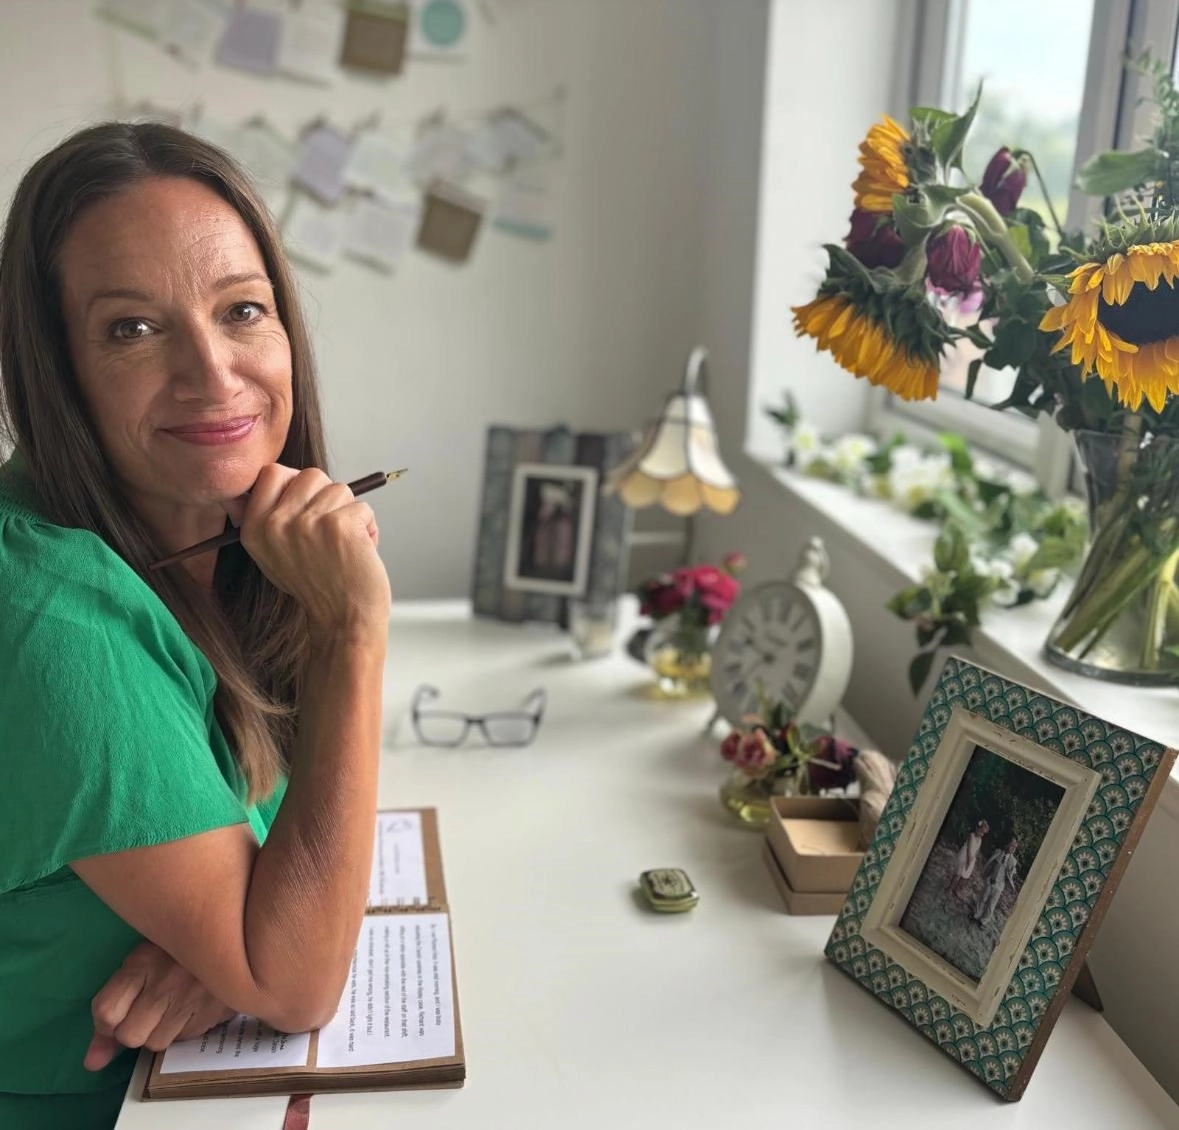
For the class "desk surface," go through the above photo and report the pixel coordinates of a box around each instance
[117,601,1179,1129]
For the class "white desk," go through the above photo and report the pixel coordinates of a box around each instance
[117,601,1179,1129]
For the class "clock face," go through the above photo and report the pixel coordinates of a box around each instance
[711,585,823,723]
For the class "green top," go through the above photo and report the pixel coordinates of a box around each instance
[0,456,287,1130]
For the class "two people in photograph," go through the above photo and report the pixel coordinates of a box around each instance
[947,820,1020,928]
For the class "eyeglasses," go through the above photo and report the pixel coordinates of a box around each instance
[410,685,547,747]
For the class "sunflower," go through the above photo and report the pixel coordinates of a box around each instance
[852,116,911,213]
[792,246,955,402]
[1039,237,1179,412]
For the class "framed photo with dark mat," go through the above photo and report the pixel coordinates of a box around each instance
[502,463,598,598]
[471,425,634,624]
[825,657,1176,1102]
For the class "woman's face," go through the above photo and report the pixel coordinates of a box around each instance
[58,176,293,531]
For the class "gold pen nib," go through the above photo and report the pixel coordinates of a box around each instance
[386,468,409,481]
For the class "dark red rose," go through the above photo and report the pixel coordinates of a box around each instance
[926,226,981,296]
[844,208,905,269]
[638,578,683,619]
[807,736,860,792]
[720,730,742,762]
[980,148,1026,215]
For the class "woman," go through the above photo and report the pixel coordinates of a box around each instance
[947,818,989,900]
[0,122,391,1128]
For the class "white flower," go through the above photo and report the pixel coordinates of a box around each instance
[1006,532,1040,570]
[788,423,829,472]
[829,433,877,476]
[888,450,954,511]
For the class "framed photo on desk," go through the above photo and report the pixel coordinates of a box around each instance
[502,463,598,598]
[825,657,1177,1102]
[471,425,633,623]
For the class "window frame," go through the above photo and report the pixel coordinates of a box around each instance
[865,0,1179,496]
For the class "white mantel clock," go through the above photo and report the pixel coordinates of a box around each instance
[709,536,854,729]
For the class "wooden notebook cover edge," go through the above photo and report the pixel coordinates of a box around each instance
[146,806,461,1098]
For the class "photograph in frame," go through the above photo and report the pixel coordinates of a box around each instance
[501,462,598,598]
[471,425,634,624]
[825,657,1176,1102]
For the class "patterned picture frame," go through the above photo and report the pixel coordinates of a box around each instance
[825,656,1176,1102]
[471,425,634,624]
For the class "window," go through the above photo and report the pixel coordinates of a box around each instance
[867,0,1179,492]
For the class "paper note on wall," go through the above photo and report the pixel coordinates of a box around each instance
[344,197,422,274]
[408,122,474,188]
[493,169,554,241]
[467,108,550,175]
[159,1015,310,1074]
[277,3,346,84]
[345,130,417,202]
[215,6,283,74]
[292,124,353,205]
[284,195,345,271]
[408,0,471,59]
[316,913,455,1068]
[368,811,430,903]
[162,0,229,63]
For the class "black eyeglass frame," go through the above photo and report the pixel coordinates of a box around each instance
[410,684,548,748]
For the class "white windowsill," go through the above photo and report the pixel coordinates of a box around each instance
[753,457,1179,817]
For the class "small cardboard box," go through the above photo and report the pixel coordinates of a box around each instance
[764,795,863,894]
[761,842,847,916]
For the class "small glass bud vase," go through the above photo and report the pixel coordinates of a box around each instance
[643,613,716,698]
[718,768,794,829]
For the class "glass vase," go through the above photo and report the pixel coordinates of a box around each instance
[643,613,716,698]
[718,768,792,829]
[1044,429,1179,685]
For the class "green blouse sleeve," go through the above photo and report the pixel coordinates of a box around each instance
[0,510,250,893]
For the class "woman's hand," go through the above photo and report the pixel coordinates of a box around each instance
[84,941,235,1071]
[224,465,392,643]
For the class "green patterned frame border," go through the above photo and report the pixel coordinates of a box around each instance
[824,656,1175,1101]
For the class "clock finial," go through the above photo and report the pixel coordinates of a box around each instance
[794,536,830,586]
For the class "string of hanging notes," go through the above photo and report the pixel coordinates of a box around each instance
[95,0,563,272]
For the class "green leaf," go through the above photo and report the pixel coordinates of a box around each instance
[940,620,973,648]
[934,490,987,535]
[892,193,940,243]
[939,432,974,478]
[1075,147,1163,197]
[1025,536,1081,572]
[932,84,981,170]
[908,650,937,695]
[934,523,970,574]
[965,357,985,401]
[887,585,933,620]
[910,107,957,133]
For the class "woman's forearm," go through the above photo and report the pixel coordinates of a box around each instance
[241,629,386,1030]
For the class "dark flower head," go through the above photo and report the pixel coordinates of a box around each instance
[807,736,859,791]
[845,208,905,269]
[926,225,981,296]
[980,147,1027,215]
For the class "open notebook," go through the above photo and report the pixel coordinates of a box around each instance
[143,809,464,1099]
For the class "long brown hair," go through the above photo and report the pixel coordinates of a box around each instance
[0,121,327,801]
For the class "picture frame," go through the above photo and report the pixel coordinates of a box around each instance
[501,463,598,598]
[472,425,634,624]
[825,656,1176,1102]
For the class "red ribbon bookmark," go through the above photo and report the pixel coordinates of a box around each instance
[283,1093,312,1130]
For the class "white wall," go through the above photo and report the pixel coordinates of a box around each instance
[695,0,1179,1101]
[0,0,714,598]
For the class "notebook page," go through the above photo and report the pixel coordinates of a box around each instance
[315,913,454,1068]
[369,811,429,906]
[159,1015,310,1074]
